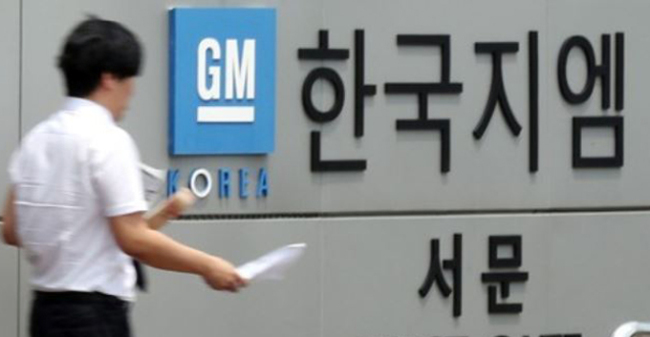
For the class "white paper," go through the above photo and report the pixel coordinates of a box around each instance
[237,243,307,281]
[139,163,167,206]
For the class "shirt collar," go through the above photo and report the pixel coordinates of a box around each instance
[61,97,115,125]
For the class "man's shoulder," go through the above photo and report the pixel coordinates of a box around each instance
[91,125,138,153]
[96,123,131,139]
[19,115,58,149]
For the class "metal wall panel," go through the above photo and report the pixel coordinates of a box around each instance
[19,0,650,215]
[131,220,321,337]
[9,1,650,337]
[20,214,650,337]
[0,0,21,335]
[320,213,650,337]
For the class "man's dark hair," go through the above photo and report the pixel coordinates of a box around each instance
[58,16,142,97]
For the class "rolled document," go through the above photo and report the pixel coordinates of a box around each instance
[139,163,196,229]
[140,163,167,206]
[237,243,307,281]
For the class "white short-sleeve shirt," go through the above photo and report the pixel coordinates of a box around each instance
[9,97,148,301]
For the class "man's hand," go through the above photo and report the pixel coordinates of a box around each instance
[144,188,196,230]
[201,256,248,292]
[164,188,195,218]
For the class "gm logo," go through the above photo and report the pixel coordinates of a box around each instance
[169,8,276,155]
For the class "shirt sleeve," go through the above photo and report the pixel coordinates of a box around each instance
[91,129,148,217]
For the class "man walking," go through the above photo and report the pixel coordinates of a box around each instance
[2,17,246,337]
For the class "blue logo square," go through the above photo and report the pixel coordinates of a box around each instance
[169,8,276,155]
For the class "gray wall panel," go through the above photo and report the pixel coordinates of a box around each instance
[17,219,322,337]
[545,0,650,208]
[17,214,650,337]
[18,251,29,337]
[18,0,650,214]
[0,243,18,337]
[9,2,650,337]
[20,0,326,215]
[131,220,321,337]
[123,0,326,215]
[0,0,21,335]
[318,0,550,212]
[321,213,650,337]
[0,0,20,192]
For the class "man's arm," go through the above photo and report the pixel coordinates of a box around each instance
[2,188,20,247]
[109,212,246,292]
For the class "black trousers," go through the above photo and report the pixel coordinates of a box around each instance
[30,291,131,337]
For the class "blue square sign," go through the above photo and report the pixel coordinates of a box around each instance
[169,8,276,155]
